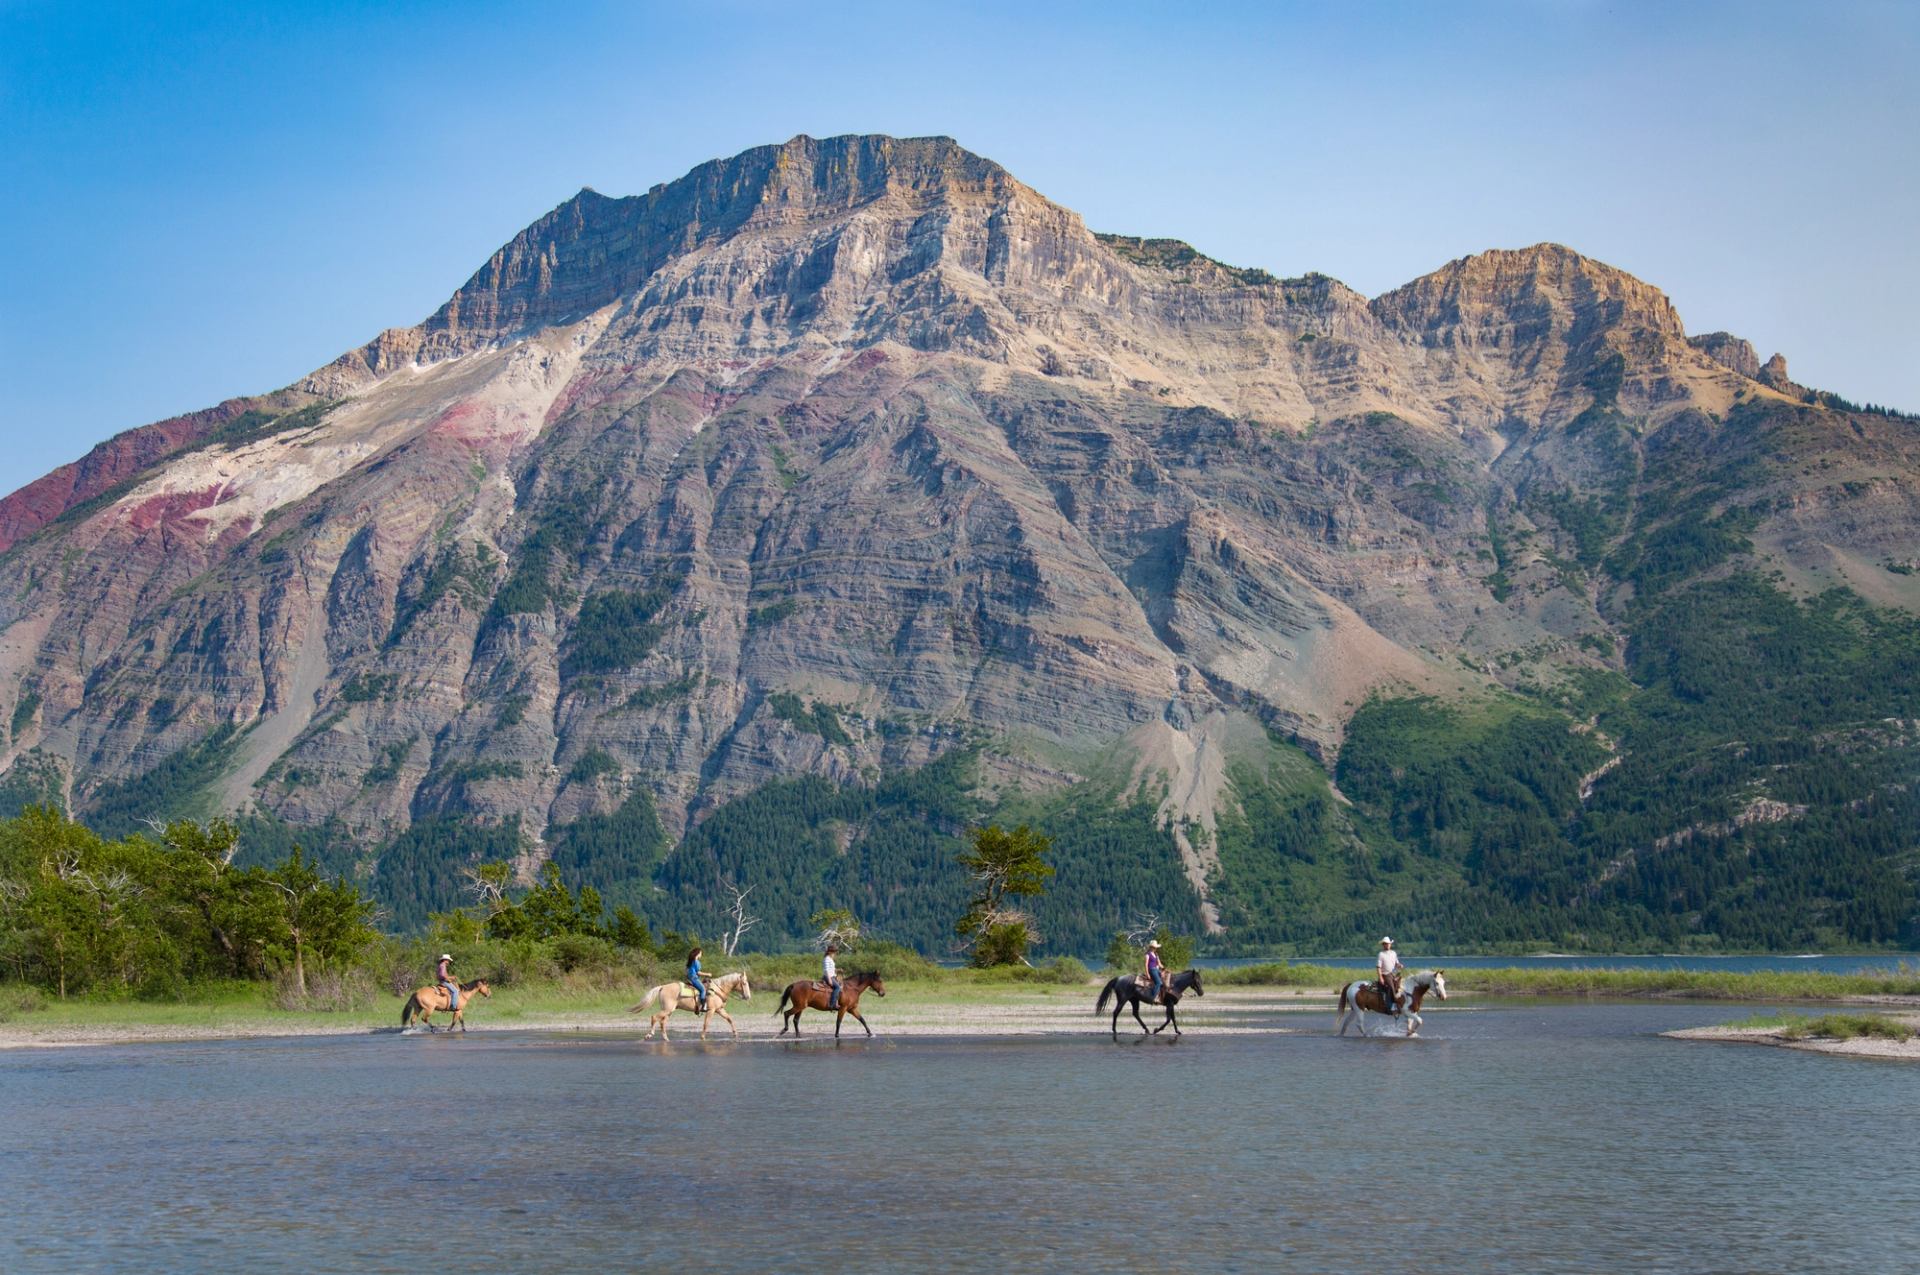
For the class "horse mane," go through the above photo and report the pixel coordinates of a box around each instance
[459,978,485,991]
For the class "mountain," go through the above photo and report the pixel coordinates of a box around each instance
[2,134,1915,952]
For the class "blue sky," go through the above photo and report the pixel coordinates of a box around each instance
[3,1,1915,497]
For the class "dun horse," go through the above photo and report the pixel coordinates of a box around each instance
[1095,968,1205,1036]
[401,978,492,1032]
[1335,969,1447,1038]
[775,971,886,1038]
[627,970,753,1040]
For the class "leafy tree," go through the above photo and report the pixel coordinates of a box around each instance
[955,824,1054,966]
[253,847,377,997]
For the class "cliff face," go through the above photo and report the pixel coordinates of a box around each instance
[2,134,1915,941]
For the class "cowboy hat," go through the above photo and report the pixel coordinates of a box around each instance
[1147,939,1162,949]
[1379,937,1393,947]
[439,953,453,962]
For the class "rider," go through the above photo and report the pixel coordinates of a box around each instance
[685,946,708,1014]
[822,943,842,1010]
[436,952,459,1011]
[1377,936,1404,1015]
[1145,938,1166,1004]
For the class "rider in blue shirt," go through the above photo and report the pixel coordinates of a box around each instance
[685,947,707,1013]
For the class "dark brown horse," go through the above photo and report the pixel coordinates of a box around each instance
[401,978,492,1032]
[1336,969,1447,1037]
[1095,967,1205,1036]
[775,971,886,1038]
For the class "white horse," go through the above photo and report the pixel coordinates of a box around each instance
[1335,969,1447,1038]
[627,970,753,1040]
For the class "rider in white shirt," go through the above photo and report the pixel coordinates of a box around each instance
[1376,937,1404,1014]
[822,945,842,1009]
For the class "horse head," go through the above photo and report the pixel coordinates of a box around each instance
[733,972,752,999]
[474,979,493,998]
[859,972,887,996]
[1182,968,1205,997]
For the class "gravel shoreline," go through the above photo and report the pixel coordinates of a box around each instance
[0,990,1332,1048]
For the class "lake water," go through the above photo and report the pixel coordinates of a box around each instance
[4,1002,1916,1273]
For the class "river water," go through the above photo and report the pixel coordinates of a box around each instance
[4,1002,1916,1273]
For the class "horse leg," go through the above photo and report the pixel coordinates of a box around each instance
[718,1007,737,1039]
[853,1009,872,1038]
[1130,999,1150,1035]
[835,1007,846,1039]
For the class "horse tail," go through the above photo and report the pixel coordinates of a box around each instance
[627,985,662,1015]
[1095,979,1115,1015]
[401,993,417,1027]
[775,986,792,1016]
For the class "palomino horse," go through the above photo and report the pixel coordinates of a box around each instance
[1095,968,1206,1037]
[627,970,753,1040]
[1336,969,1447,1038]
[775,972,886,1038]
[401,978,492,1032]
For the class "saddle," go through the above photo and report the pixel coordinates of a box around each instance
[1132,975,1170,1004]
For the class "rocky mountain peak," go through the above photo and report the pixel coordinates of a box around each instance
[1370,243,1685,345]
[1689,331,1762,379]
[324,134,1028,383]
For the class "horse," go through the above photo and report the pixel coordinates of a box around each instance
[401,978,492,1032]
[1095,968,1205,1037]
[626,970,753,1040]
[1335,969,1447,1038]
[774,971,886,1038]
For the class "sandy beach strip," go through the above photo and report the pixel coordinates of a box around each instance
[1663,1020,1920,1062]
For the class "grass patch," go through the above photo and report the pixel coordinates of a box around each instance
[1211,963,1920,1001]
[1779,1012,1914,1041]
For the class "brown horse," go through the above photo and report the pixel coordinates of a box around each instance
[626,970,753,1040]
[775,971,886,1038]
[1336,969,1447,1037]
[401,978,492,1032]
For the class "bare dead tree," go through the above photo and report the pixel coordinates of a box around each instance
[721,879,760,957]
[462,862,511,914]
[1124,912,1164,949]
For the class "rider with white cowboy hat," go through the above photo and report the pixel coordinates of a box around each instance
[1144,939,1167,1005]
[1376,937,1404,1015]
[435,952,460,1011]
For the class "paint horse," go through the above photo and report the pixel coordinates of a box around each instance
[1335,969,1447,1038]
[628,970,753,1040]
[401,978,493,1032]
[1095,967,1206,1037]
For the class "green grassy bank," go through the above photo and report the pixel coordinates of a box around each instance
[1209,962,1920,1000]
